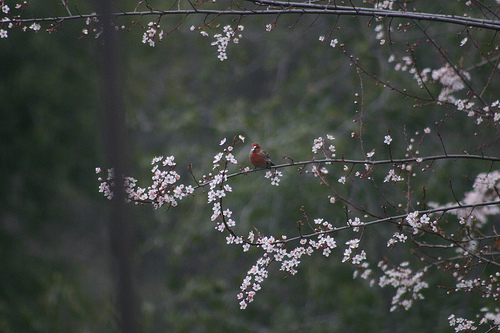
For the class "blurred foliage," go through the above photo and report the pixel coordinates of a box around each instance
[0,0,499,332]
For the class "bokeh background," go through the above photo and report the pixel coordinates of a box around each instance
[1,1,499,331]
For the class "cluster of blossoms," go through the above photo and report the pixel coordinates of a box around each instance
[308,132,429,188]
[2,2,96,37]
[96,155,193,209]
[419,170,500,329]
[454,271,500,301]
[387,53,470,103]
[479,307,500,326]
[0,1,25,38]
[28,22,42,32]
[448,314,477,332]
[429,170,500,228]
[208,170,233,233]
[374,23,391,45]
[239,209,434,312]
[311,218,337,256]
[0,1,8,38]
[378,261,429,312]
[456,99,500,126]
[342,238,366,264]
[374,0,395,10]
[81,13,101,38]
[308,135,338,180]
[97,167,115,199]
[211,141,238,169]
[238,249,271,309]
[383,168,404,182]
[206,136,243,233]
[430,63,470,103]
[238,226,341,309]
[238,214,374,309]
[447,277,500,330]
[381,129,431,183]
[404,211,438,235]
[309,164,329,178]
[204,25,244,61]
[384,39,498,127]
[455,277,485,294]
[347,216,363,232]
[264,170,282,186]
[2,21,40,34]
[142,21,164,47]
[386,231,407,247]
[311,134,336,157]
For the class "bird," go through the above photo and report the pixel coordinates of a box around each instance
[249,143,275,168]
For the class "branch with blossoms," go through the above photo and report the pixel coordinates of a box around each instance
[2,0,500,48]
[96,155,195,210]
[16,0,496,329]
[338,37,500,127]
[2,1,500,30]
[96,133,500,329]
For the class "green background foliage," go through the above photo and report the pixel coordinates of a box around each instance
[1,0,498,331]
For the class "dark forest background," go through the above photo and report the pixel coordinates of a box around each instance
[1,1,498,331]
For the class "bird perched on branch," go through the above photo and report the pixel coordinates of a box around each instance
[249,143,275,168]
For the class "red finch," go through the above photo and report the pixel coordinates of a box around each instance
[249,143,275,168]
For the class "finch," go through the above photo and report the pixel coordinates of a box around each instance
[249,143,275,168]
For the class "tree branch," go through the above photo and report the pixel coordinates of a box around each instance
[5,4,500,31]
[193,153,500,189]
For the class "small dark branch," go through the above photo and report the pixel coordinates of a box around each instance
[448,179,463,207]
[61,0,72,16]
[409,17,487,105]
[188,163,200,187]
[339,43,437,102]
[494,185,500,199]
[485,324,500,333]
[421,187,427,211]
[407,43,436,101]
[283,155,294,164]
[296,220,303,238]
[437,133,448,156]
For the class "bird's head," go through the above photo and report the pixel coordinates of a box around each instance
[251,143,261,152]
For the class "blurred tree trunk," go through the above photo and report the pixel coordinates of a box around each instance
[96,1,141,332]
